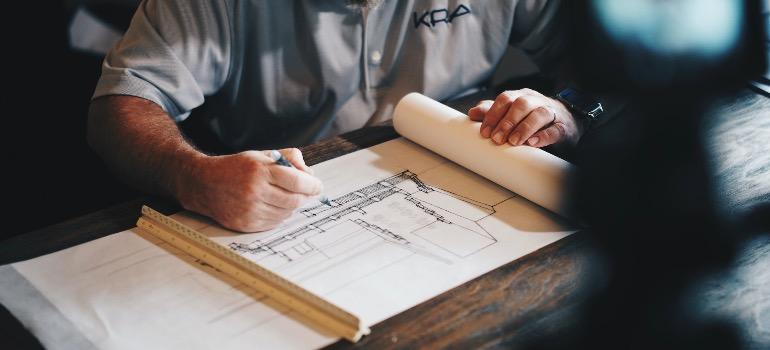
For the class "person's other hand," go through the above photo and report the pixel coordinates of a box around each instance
[467,88,583,148]
[177,148,323,232]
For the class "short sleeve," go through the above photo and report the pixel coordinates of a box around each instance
[92,0,231,122]
[508,0,565,75]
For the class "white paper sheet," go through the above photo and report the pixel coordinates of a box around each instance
[2,96,576,349]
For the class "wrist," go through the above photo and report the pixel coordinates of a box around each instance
[168,150,209,209]
[549,98,586,147]
[553,87,604,131]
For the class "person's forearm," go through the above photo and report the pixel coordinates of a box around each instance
[87,95,322,232]
[87,95,204,200]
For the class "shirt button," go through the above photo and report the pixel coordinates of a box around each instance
[370,50,382,65]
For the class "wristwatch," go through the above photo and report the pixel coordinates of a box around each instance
[554,87,604,124]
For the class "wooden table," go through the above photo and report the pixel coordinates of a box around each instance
[1,90,768,349]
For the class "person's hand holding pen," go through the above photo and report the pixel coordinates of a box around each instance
[269,150,332,206]
[176,148,325,233]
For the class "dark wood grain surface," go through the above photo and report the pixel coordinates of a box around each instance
[1,90,768,349]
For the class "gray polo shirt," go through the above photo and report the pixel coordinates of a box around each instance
[93,0,562,151]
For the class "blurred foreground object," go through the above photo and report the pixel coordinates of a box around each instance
[528,1,767,349]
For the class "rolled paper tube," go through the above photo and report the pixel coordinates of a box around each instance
[393,92,576,218]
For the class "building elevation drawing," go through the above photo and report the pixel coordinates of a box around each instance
[228,169,512,286]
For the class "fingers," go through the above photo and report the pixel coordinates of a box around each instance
[476,89,580,148]
[261,184,311,209]
[279,148,313,174]
[268,164,324,196]
[249,148,322,195]
[468,100,493,122]
[507,106,555,146]
[480,91,528,138]
[526,124,564,148]
[489,94,544,145]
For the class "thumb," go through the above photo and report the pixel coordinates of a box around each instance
[467,100,493,122]
[278,148,313,175]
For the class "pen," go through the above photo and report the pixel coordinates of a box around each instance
[270,150,332,206]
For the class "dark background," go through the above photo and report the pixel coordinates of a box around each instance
[3,2,141,241]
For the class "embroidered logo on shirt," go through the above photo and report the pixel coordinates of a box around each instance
[412,4,470,28]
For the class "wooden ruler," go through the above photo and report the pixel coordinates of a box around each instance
[136,205,370,342]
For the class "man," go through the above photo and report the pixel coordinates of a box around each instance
[88,0,586,232]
